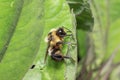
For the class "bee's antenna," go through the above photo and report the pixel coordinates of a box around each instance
[62,26,72,33]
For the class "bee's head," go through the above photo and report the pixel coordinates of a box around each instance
[56,28,66,37]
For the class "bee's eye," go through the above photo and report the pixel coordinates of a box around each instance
[59,30,62,33]
[56,28,66,37]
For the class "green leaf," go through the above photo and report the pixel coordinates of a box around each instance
[107,0,120,63]
[0,0,23,61]
[24,0,77,80]
[66,0,94,65]
[107,19,120,62]
[110,0,120,21]
[0,0,44,80]
[67,0,94,31]
[68,1,94,69]
[23,69,41,80]
[76,29,87,58]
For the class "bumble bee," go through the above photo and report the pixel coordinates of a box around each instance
[44,27,74,63]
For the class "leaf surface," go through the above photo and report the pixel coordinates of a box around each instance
[0,0,44,80]
[24,0,77,80]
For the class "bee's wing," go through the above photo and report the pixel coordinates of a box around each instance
[44,36,49,42]
[44,32,53,63]
[44,40,51,63]
[44,44,49,63]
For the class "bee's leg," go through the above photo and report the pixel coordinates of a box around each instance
[66,33,75,41]
[63,56,75,62]
[63,56,75,63]
[56,40,76,46]
[63,42,76,47]
[51,53,73,61]
[56,41,63,45]
[51,54,64,61]
[66,34,73,37]
[44,42,51,63]
[64,42,76,62]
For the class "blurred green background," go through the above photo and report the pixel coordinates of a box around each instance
[76,0,120,80]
